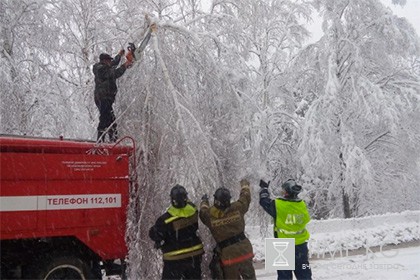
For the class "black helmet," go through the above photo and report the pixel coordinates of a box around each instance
[99,53,112,61]
[214,187,231,210]
[281,179,302,197]
[170,184,188,208]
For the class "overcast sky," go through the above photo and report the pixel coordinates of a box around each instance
[381,0,420,35]
[306,0,420,43]
[200,1,419,45]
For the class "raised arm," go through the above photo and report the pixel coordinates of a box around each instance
[259,180,276,218]
[199,194,211,227]
[236,179,252,214]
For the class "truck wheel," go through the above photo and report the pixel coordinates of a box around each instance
[24,253,101,280]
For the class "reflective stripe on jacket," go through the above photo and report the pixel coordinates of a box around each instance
[163,244,204,261]
[149,202,204,261]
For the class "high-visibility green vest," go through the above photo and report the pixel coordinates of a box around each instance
[274,198,310,245]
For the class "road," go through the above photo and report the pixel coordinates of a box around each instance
[256,243,420,280]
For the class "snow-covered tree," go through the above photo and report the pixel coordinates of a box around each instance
[112,1,251,278]
[1,0,419,277]
[206,0,314,184]
[296,0,420,218]
[1,0,57,135]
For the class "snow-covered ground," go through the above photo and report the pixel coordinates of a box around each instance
[256,245,420,279]
[249,210,420,280]
[114,211,419,279]
[250,210,420,261]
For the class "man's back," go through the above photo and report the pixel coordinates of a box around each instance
[93,61,125,101]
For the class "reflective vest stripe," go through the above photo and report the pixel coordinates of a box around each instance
[163,244,204,258]
[276,228,306,235]
[221,252,254,266]
[164,216,180,224]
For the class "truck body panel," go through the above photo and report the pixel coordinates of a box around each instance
[0,135,135,277]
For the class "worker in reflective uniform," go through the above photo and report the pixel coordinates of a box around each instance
[149,185,204,280]
[200,179,256,280]
[259,179,312,280]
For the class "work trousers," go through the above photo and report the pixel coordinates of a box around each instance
[223,258,256,280]
[162,255,202,280]
[277,242,312,280]
[95,98,117,142]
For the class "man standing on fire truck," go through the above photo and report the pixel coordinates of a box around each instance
[149,185,204,279]
[93,49,133,142]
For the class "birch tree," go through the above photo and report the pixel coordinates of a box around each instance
[111,1,251,278]
[234,0,312,185]
[0,0,115,138]
[1,0,54,135]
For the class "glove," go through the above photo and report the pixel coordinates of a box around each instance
[240,179,249,187]
[123,52,134,68]
[126,51,134,63]
[201,194,209,201]
[118,49,125,56]
[259,179,270,189]
[150,23,158,33]
[123,60,133,68]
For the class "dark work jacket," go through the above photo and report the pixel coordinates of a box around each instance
[149,202,204,261]
[259,188,277,218]
[93,54,126,103]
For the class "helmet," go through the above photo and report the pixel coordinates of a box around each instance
[170,184,188,208]
[99,53,112,61]
[281,179,302,197]
[214,187,231,210]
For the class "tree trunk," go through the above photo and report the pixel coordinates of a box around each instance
[339,152,351,218]
[342,189,351,218]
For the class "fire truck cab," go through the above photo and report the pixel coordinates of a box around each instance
[0,135,136,279]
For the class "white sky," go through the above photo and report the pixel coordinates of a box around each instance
[381,0,420,34]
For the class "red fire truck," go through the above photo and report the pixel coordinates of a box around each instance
[0,135,137,279]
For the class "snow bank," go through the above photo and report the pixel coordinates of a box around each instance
[248,210,420,262]
[307,210,420,233]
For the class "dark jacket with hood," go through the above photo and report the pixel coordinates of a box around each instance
[92,54,126,103]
